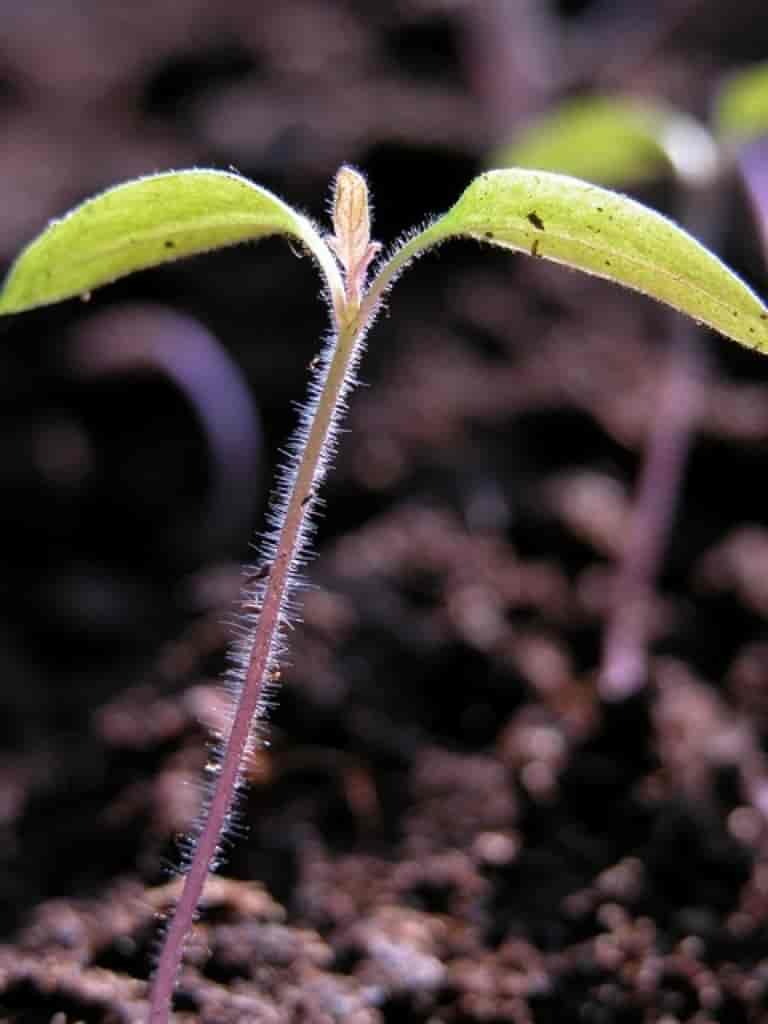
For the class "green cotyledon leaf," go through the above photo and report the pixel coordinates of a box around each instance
[490,96,719,189]
[397,169,768,353]
[0,169,341,315]
[714,61,768,145]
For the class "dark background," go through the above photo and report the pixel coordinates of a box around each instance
[2,1,768,1021]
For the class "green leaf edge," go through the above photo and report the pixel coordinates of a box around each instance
[0,169,341,315]
[404,169,768,354]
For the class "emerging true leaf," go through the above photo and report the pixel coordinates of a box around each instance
[715,62,768,145]
[404,169,768,353]
[0,170,340,315]
[490,97,718,189]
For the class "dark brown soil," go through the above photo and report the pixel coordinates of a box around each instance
[2,2,768,1021]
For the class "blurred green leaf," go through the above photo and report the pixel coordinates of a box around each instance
[490,97,718,188]
[0,170,333,314]
[412,169,768,352]
[715,62,768,145]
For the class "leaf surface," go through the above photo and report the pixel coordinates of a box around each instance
[715,62,768,144]
[0,170,337,314]
[408,169,768,352]
[490,97,718,188]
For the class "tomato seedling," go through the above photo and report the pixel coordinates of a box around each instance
[2,163,767,1023]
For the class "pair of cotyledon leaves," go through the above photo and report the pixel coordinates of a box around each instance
[0,162,767,354]
[2,60,768,342]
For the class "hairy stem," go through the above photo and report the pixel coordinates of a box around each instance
[147,313,366,1023]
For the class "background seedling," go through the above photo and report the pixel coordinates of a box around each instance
[2,161,768,1022]
[490,68,768,701]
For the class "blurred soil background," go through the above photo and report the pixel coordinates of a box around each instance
[2,1,768,1021]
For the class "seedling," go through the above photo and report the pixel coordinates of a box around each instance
[490,70,768,699]
[2,163,768,1023]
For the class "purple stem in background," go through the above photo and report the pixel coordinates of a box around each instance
[737,138,768,258]
[580,0,706,87]
[460,0,561,139]
[728,141,768,824]
[598,323,705,699]
[70,304,262,560]
[598,185,720,701]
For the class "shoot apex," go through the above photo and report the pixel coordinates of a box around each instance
[328,166,381,307]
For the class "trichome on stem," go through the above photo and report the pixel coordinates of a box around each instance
[147,167,384,1021]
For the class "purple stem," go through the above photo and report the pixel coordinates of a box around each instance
[147,311,363,1022]
[598,324,705,699]
[598,185,719,700]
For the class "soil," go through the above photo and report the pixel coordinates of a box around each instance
[2,2,768,1022]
